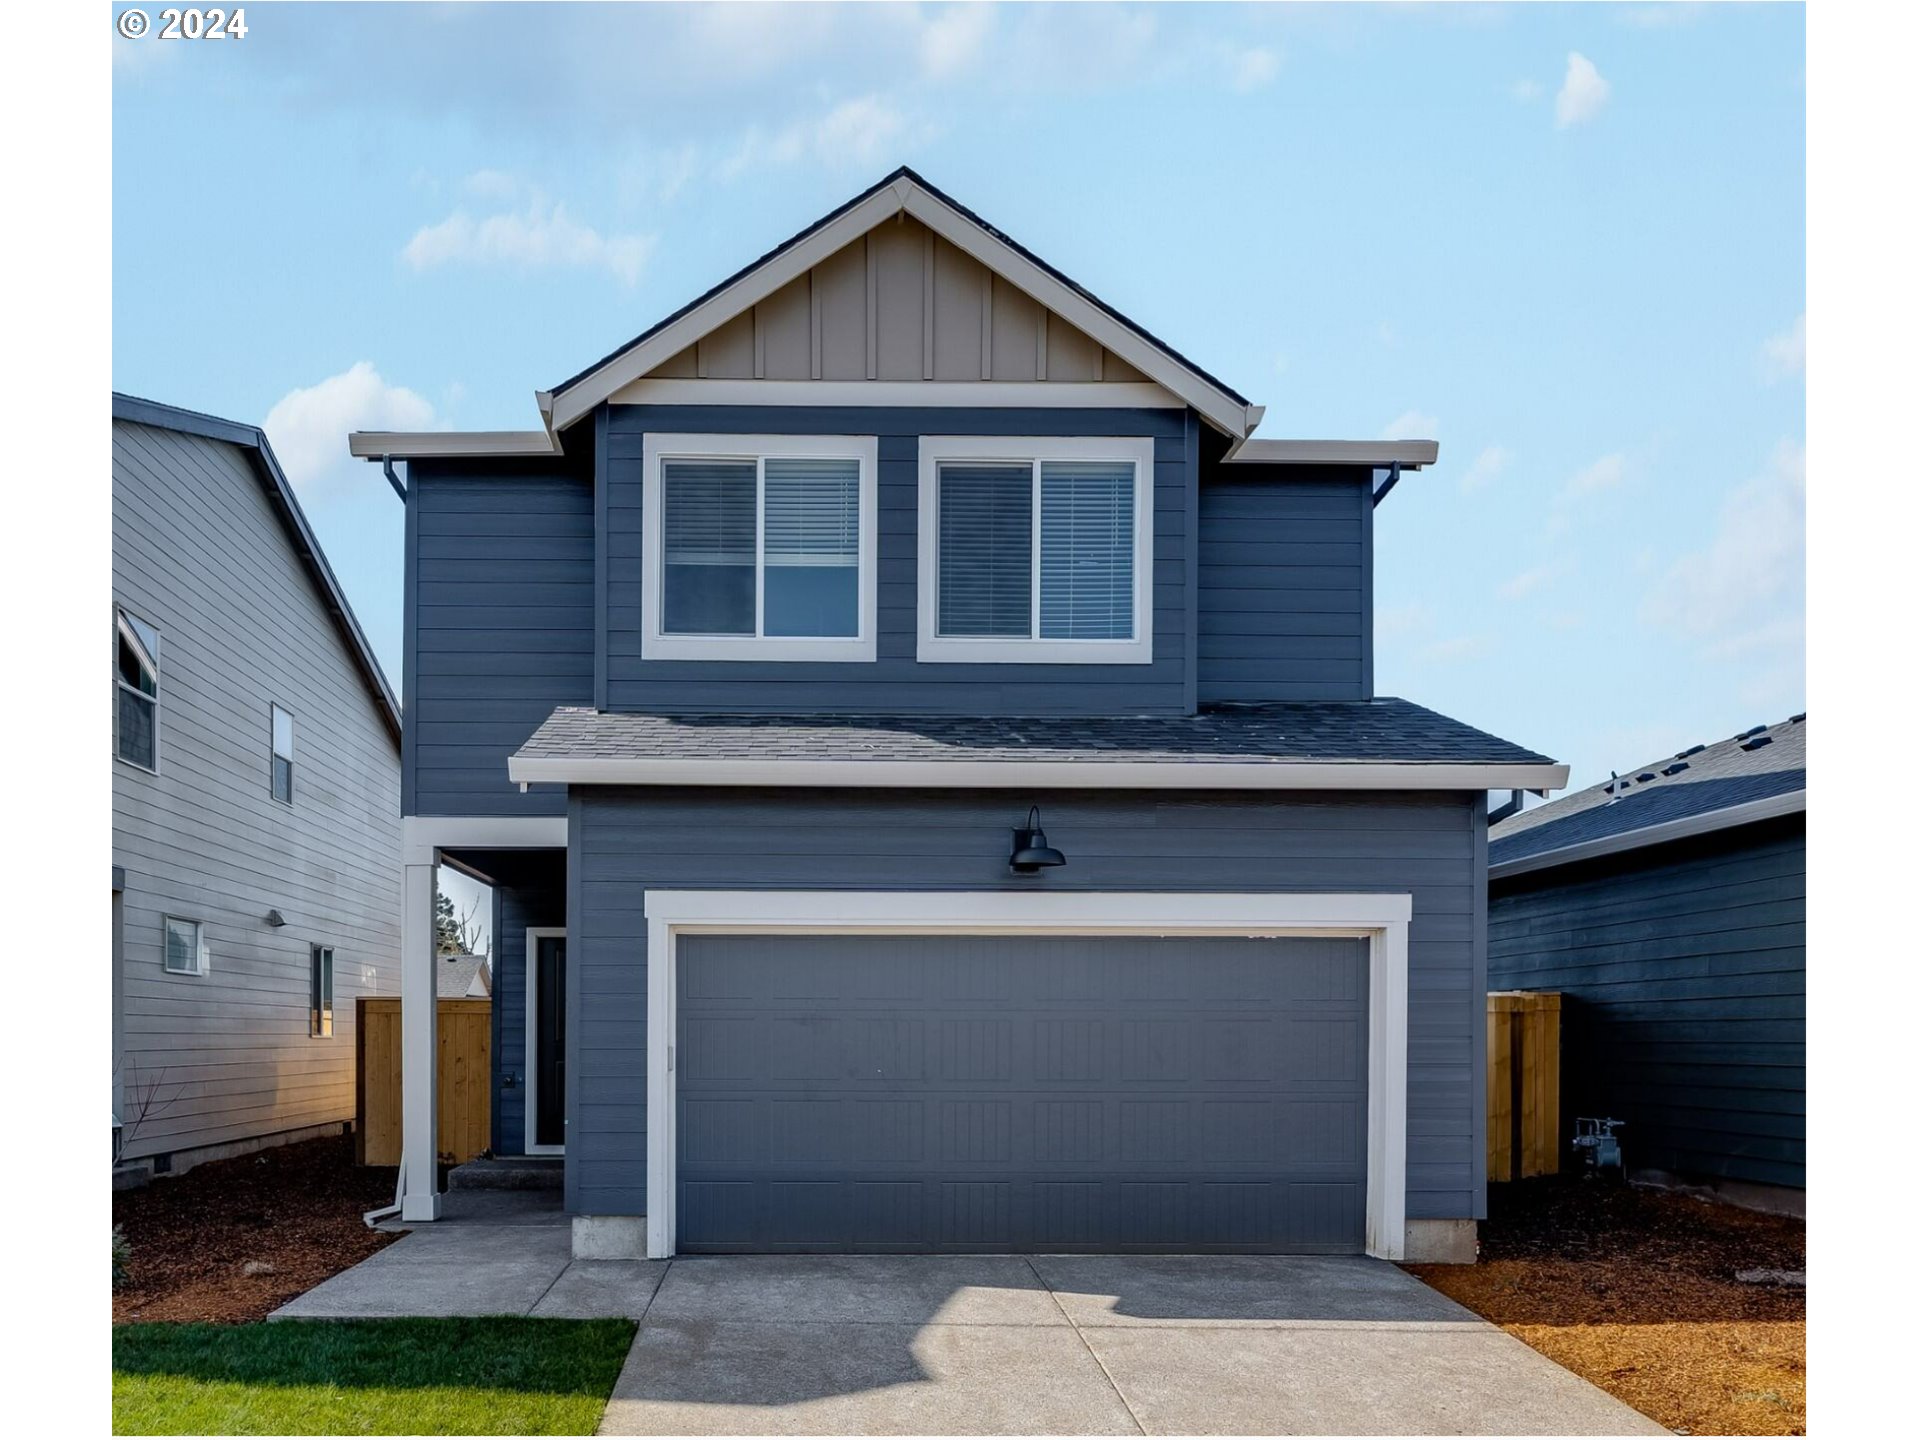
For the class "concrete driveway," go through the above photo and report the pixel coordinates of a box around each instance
[275,1201,1661,1436]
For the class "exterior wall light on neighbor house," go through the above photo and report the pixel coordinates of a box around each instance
[1009,806,1067,873]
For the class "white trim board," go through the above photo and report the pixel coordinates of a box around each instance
[401,816,567,867]
[350,431,560,459]
[642,889,1412,1261]
[511,756,1570,792]
[545,175,1260,439]
[522,927,566,1156]
[609,380,1182,410]
[1226,439,1438,469]
[915,435,1156,666]
[1489,789,1806,881]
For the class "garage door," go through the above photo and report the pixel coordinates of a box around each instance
[675,933,1368,1253]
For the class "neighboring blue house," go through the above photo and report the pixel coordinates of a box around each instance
[356,169,1565,1262]
[1489,715,1806,1213]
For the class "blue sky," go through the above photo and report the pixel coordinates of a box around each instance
[113,1,1805,799]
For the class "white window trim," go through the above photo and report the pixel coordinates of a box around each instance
[162,915,209,977]
[916,435,1155,665]
[270,702,296,807]
[641,433,879,662]
[114,608,159,773]
[642,889,1410,1262]
[310,944,335,1038]
[524,926,567,1156]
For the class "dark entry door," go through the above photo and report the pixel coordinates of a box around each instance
[675,933,1369,1254]
[534,934,567,1149]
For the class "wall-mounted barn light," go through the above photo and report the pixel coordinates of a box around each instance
[265,910,287,928]
[1009,806,1066,874]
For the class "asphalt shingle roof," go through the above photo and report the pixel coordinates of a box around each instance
[513,699,1555,768]
[1489,714,1805,868]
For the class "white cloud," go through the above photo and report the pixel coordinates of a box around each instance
[1559,452,1626,502]
[1497,561,1568,602]
[1642,438,1805,638]
[263,363,440,493]
[918,3,994,80]
[720,96,934,179]
[1758,313,1806,382]
[1461,444,1511,494]
[461,168,520,202]
[402,197,655,287]
[1556,52,1611,128]
[1381,410,1438,442]
[1227,46,1281,93]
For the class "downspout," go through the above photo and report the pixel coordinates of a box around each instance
[381,455,406,501]
[1371,462,1402,507]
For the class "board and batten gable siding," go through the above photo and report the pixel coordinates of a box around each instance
[566,786,1488,1222]
[112,419,401,1161]
[1197,462,1372,704]
[601,405,1196,715]
[406,456,595,817]
[1488,816,1805,1189]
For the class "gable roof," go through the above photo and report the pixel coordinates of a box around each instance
[113,392,402,741]
[1489,714,1805,879]
[439,952,492,998]
[539,166,1263,440]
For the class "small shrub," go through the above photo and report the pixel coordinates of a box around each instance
[112,1225,130,1289]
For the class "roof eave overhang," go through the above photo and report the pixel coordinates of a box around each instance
[507,756,1570,791]
[542,175,1260,441]
[1223,439,1439,469]
[348,430,561,460]
[1489,788,1806,881]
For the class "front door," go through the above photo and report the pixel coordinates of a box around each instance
[533,933,567,1150]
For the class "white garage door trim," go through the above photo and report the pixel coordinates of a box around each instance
[643,890,1412,1261]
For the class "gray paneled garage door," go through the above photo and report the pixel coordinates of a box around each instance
[676,934,1368,1253]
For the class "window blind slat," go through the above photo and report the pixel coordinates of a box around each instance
[662,458,756,635]
[937,463,1033,638]
[765,457,860,638]
[1039,461,1134,640]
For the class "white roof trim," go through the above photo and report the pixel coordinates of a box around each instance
[547,175,1259,438]
[350,431,560,459]
[1227,439,1439,468]
[507,755,1570,792]
[1489,788,1805,880]
[607,379,1183,410]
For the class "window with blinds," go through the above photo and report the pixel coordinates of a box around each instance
[648,438,874,658]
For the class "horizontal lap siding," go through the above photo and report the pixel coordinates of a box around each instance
[1197,466,1369,704]
[490,874,566,1156]
[1488,818,1806,1188]
[407,461,595,816]
[113,421,401,1159]
[567,787,1483,1222]
[602,406,1191,714]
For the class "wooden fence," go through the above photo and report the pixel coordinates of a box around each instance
[355,996,491,1166]
[1487,990,1561,1182]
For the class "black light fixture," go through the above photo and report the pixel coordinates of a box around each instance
[264,909,287,928]
[1009,806,1067,873]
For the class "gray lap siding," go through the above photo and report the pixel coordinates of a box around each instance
[565,786,1487,1223]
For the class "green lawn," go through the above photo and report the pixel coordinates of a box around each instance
[113,1318,637,1435]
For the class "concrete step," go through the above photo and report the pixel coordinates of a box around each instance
[447,1156,564,1191]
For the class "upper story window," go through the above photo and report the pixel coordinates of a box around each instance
[270,704,295,805]
[163,915,208,976]
[115,608,160,770]
[641,434,878,662]
[917,437,1155,665]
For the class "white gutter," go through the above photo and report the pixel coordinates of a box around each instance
[1224,439,1439,468]
[508,756,1570,792]
[349,430,560,459]
[1489,788,1805,880]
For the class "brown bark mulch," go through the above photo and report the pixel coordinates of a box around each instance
[113,1133,404,1324]
[1407,1175,1805,1436]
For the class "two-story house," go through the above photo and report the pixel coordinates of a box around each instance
[113,394,403,1179]
[354,170,1565,1263]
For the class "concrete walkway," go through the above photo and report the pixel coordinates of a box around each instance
[273,1198,1663,1435]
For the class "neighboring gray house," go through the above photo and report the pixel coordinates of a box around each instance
[1489,715,1805,1212]
[439,952,493,998]
[113,394,402,1177]
[355,169,1566,1262]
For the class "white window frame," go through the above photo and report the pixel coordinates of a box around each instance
[114,607,160,773]
[642,889,1410,1261]
[916,435,1156,665]
[162,915,209,977]
[641,433,879,662]
[270,703,295,806]
[310,944,334,1038]
[524,926,567,1155]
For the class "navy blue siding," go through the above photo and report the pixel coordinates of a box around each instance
[490,873,567,1156]
[1197,464,1371,704]
[1488,817,1805,1189]
[602,405,1194,715]
[406,459,595,816]
[566,786,1487,1222]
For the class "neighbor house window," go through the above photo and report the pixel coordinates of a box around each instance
[641,434,878,662]
[310,945,334,1037]
[162,916,208,976]
[115,609,159,769]
[917,437,1154,664]
[270,704,295,805]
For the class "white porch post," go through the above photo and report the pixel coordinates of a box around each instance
[400,860,441,1221]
